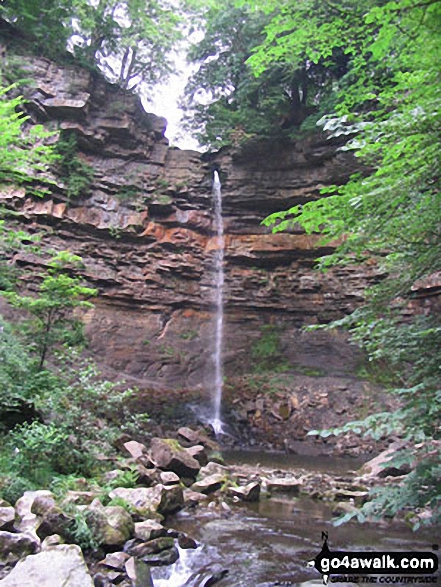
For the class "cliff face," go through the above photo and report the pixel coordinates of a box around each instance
[0,30,378,393]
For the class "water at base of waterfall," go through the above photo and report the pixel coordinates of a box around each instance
[210,170,225,435]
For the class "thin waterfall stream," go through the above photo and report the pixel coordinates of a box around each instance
[211,170,224,435]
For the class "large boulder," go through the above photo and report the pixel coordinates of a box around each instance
[0,531,38,564]
[84,499,134,546]
[150,438,201,479]
[0,544,94,586]
[14,490,55,543]
[109,484,183,516]
[359,441,411,479]
[125,557,154,587]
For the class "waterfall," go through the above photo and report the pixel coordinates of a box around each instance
[211,170,224,435]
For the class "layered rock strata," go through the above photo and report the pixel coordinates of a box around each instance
[0,23,378,395]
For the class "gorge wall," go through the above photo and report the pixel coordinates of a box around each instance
[0,22,378,405]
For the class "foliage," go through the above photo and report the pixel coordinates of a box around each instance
[0,317,34,415]
[55,131,94,200]
[1,0,203,91]
[0,83,57,186]
[181,0,348,148]
[254,0,441,526]
[2,251,97,370]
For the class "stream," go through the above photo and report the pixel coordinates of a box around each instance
[151,452,439,587]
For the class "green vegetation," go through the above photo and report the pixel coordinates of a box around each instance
[1,0,203,90]
[251,325,289,374]
[250,0,441,527]
[181,0,347,148]
[55,131,94,200]
[0,86,148,507]
[2,251,97,370]
[0,83,57,187]
[180,329,198,341]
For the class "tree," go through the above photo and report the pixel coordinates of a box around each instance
[181,0,349,148]
[1,0,201,91]
[2,251,97,370]
[250,0,441,526]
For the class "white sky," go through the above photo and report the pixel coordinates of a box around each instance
[142,70,201,151]
[140,34,205,152]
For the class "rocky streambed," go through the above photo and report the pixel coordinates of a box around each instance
[0,429,438,587]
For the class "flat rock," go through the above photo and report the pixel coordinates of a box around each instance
[134,520,166,541]
[99,551,130,570]
[228,482,261,502]
[123,440,149,460]
[191,473,225,495]
[199,462,230,478]
[0,544,94,586]
[160,471,180,485]
[266,478,302,494]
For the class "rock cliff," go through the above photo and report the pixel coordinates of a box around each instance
[0,21,378,402]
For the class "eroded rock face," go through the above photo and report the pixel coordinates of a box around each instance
[0,26,380,396]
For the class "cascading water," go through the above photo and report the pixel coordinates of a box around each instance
[211,170,224,435]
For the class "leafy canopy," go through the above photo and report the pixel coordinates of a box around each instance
[250,0,441,526]
[1,0,203,90]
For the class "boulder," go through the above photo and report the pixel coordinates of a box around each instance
[158,485,185,515]
[0,500,15,531]
[36,507,73,540]
[85,500,134,546]
[0,544,94,586]
[191,474,225,495]
[228,482,261,502]
[134,519,166,541]
[109,484,183,516]
[160,471,180,486]
[183,489,210,506]
[135,464,159,487]
[99,551,130,570]
[127,536,175,557]
[14,490,55,543]
[198,462,229,478]
[0,531,38,564]
[123,440,149,460]
[177,533,198,549]
[186,445,209,467]
[150,438,201,479]
[125,557,154,587]
[360,441,411,479]
[177,427,219,451]
[142,545,180,567]
[41,534,64,549]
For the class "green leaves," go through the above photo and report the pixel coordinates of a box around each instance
[251,0,441,526]
[2,252,97,370]
[0,84,57,185]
